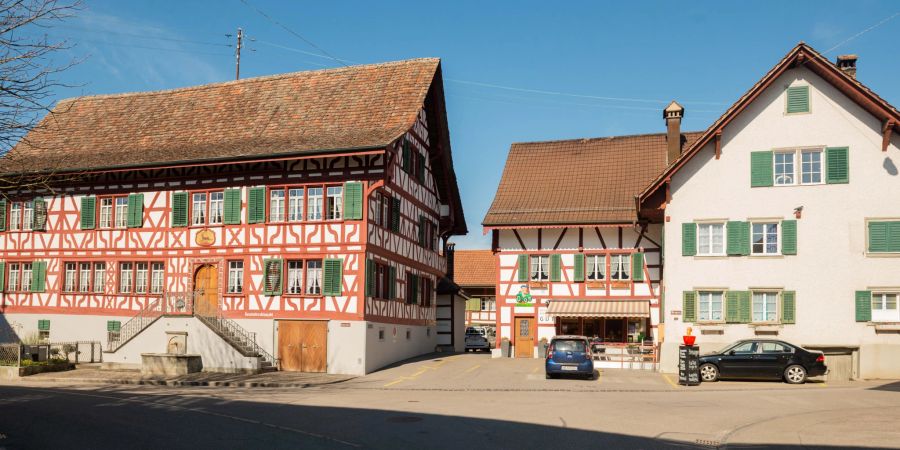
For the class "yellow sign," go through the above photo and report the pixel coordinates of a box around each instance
[195,229,215,246]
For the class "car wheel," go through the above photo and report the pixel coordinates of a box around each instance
[699,363,719,382]
[546,373,556,380]
[784,365,807,384]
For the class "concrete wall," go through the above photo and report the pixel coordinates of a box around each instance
[364,321,436,374]
[0,312,133,344]
[325,320,366,375]
[661,65,900,377]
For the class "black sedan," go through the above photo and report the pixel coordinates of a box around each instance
[698,339,827,384]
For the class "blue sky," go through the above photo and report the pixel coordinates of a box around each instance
[39,1,900,249]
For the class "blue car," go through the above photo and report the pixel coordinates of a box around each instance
[545,335,595,380]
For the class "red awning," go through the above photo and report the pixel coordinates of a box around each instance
[547,300,650,318]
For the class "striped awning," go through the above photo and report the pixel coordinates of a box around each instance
[546,300,650,318]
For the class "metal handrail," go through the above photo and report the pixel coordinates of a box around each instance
[106,291,196,352]
[194,295,276,367]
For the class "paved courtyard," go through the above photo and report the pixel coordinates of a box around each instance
[2,353,899,449]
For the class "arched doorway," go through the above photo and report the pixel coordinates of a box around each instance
[194,264,218,316]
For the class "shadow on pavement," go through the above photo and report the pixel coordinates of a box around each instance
[868,380,900,392]
[0,384,886,449]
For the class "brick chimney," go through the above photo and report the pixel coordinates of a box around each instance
[836,54,857,79]
[664,101,685,165]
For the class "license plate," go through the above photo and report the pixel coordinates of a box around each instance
[561,366,577,371]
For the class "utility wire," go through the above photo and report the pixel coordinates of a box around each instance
[53,24,233,48]
[822,11,900,54]
[60,37,232,56]
[238,0,348,66]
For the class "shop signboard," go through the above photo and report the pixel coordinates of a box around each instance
[678,345,700,386]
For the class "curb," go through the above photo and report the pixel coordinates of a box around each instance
[17,377,354,388]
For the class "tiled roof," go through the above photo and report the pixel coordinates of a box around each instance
[453,250,496,287]
[4,58,441,173]
[483,132,702,226]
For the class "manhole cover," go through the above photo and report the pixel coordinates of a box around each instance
[387,416,424,424]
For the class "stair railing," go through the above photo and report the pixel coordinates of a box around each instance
[193,292,276,367]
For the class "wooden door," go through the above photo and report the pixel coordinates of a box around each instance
[278,321,327,372]
[515,317,534,358]
[194,265,218,315]
[278,321,303,372]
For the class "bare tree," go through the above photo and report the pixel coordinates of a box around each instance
[0,0,81,197]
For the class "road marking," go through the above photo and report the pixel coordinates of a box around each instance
[817,382,828,388]
[464,364,481,374]
[662,373,680,388]
[411,369,428,377]
[596,370,602,384]
[382,378,407,387]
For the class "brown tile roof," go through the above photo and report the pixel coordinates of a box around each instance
[454,250,496,287]
[483,131,702,226]
[4,58,441,173]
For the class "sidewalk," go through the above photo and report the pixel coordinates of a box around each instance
[8,364,355,388]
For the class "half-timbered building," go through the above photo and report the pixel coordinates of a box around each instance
[0,58,466,375]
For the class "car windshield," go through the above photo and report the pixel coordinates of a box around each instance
[553,340,586,352]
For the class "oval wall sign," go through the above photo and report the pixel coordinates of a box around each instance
[195,229,216,246]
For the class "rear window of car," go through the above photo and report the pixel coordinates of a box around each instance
[760,342,792,353]
[553,340,586,352]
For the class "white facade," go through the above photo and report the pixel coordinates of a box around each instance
[660,64,900,379]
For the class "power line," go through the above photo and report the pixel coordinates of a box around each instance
[238,0,348,67]
[53,24,232,48]
[56,37,232,56]
[822,11,900,54]
[255,40,340,67]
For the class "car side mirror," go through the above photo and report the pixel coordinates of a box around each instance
[728,350,736,356]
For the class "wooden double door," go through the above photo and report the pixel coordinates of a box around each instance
[278,320,327,372]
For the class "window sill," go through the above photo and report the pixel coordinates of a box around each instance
[749,254,784,259]
[865,252,900,258]
[694,254,728,259]
[873,323,900,331]
[585,282,606,289]
[283,294,325,299]
[528,282,549,289]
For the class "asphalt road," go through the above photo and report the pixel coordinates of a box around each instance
[2,354,900,449]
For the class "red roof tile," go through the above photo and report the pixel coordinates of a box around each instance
[454,250,496,287]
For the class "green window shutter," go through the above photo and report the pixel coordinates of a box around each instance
[750,151,774,187]
[388,266,396,299]
[738,291,751,323]
[781,291,796,324]
[573,254,585,282]
[247,187,266,224]
[107,320,121,332]
[223,189,242,225]
[402,139,411,172]
[890,222,900,253]
[262,259,283,296]
[391,198,401,232]
[80,197,96,230]
[417,152,426,183]
[127,194,144,228]
[868,221,889,252]
[725,291,741,323]
[323,258,343,296]
[632,252,645,282]
[786,85,810,114]
[38,319,50,331]
[0,199,7,231]
[172,192,189,227]
[517,254,528,282]
[365,259,375,297]
[781,220,797,255]
[682,291,697,323]
[32,197,47,231]
[825,147,849,184]
[855,290,872,322]
[549,254,561,282]
[31,261,46,292]
[727,221,749,256]
[682,223,696,256]
[418,215,426,246]
[343,182,363,220]
[408,274,418,305]
[0,261,5,292]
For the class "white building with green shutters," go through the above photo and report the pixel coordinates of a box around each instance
[640,43,900,380]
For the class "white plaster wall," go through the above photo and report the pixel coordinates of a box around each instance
[660,65,900,376]
[364,321,436,373]
[326,320,366,375]
[0,312,132,344]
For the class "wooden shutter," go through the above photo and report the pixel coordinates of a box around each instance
[343,182,363,220]
[323,258,343,296]
[107,320,121,332]
[750,151,774,187]
[786,85,810,113]
[408,274,418,305]
[80,197,96,230]
[418,215,426,246]
[390,198,401,232]
[631,252,645,282]
[781,291,796,324]
[682,291,696,323]
[573,254,585,282]
[0,262,4,292]
[247,187,266,224]
[32,198,47,231]
[262,259,283,296]
[38,319,50,331]
[517,254,528,282]
[855,290,872,322]
[890,222,900,253]
[727,221,749,255]
[0,199,7,231]
[738,291,751,323]
[549,254,561,282]
[31,261,47,292]
[365,259,375,297]
[127,194,144,228]
[825,147,849,184]
[402,139,412,173]
[867,221,900,253]
[417,151,426,183]
[781,220,797,255]
[682,223,696,256]
[388,266,396,299]
[224,189,242,225]
[172,192,189,227]
[725,291,741,323]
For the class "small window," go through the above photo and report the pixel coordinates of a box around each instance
[287,260,304,294]
[21,263,33,292]
[227,261,244,294]
[751,223,779,255]
[64,262,77,292]
[119,262,133,293]
[872,292,900,322]
[23,201,34,230]
[288,188,304,221]
[774,151,795,185]
[406,329,411,340]
[306,260,323,295]
[209,191,224,225]
[78,263,91,293]
[191,193,207,226]
[326,186,343,220]
[697,223,725,256]
[269,189,285,222]
[308,188,323,221]
[752,292,779,323]
[115,197,129,228]
[800,149,823,184]
[378,329,385,341]
[93,262,106,293]
[150,263,164,294]
[529,255,549,281]
[867,221,900,253]
[135,262,149,294]
[99,198,113,228]
[586,255,605,281]
[9,202,21,230]
[610,254,631,281]
[7,263,20,291]
[698,291,724,322]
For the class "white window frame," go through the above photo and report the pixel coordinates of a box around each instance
[306,259,322,295]
[326,186,343,220]
[21,263,32,292]
[751,222,779,255]
[209,191,224,225]
[150,263,164,294]
[269,189,285,223]
[23,201,34,230]
[287,260,304,294]
[93,262,106,293]
[610,254,631,281]
[288,188,304,222]
[752,291,779,323]
[99,198,113,228]
[697,291,724,322]
[308,188,323,221]
[9,202,21,230]
[114,197,129,228]
[8,263,20,291]
[586,254,605,281]
[530,255,549,281]
[135,262,149,294]
[119,262,133,294]
[79,263,91,293]
[871,292,900,322]
[773,151,796,186]
[191,193,207,226]
[800,149,824,185]
[64,263,77,292]
[697,223,726,256]
[227,261,244,294]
